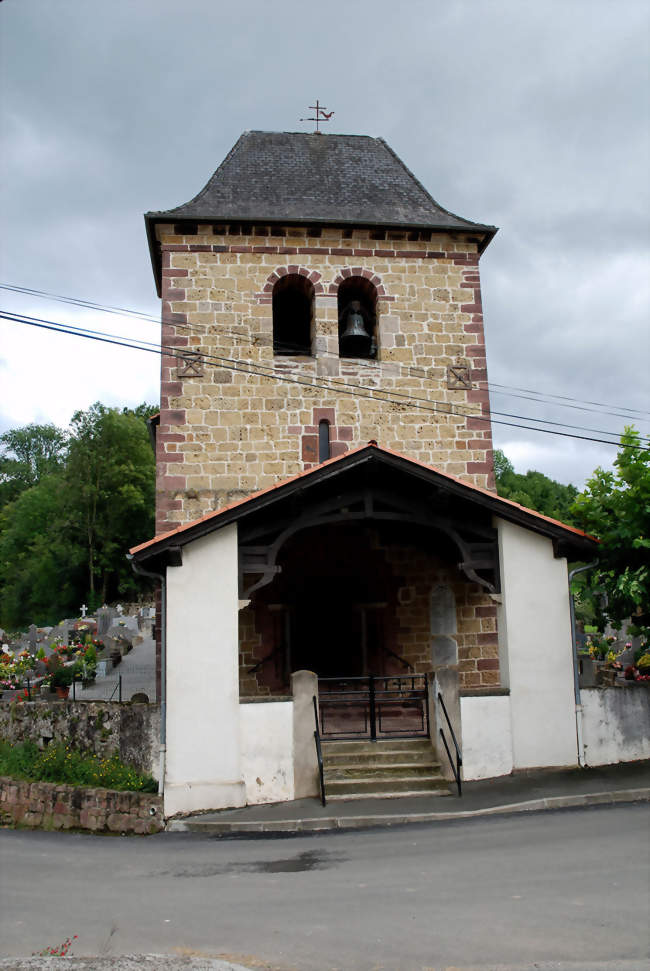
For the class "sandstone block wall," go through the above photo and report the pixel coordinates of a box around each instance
[154,223,494,532]
[237,531,500,695]
[384,546,500,690]
[0,777,163,834]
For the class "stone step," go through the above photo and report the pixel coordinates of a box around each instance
[327,788,452,803]
[324,763,441,781]
[323,749,438,767]
[325,775,449,796]
[321,738,433,756]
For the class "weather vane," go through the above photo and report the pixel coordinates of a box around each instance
[300,100,334,134]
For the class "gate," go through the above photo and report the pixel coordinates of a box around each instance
[317,674,429,740]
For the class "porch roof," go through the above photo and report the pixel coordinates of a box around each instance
[129,443,599,568]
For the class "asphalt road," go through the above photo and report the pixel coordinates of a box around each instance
[1,804,648,970]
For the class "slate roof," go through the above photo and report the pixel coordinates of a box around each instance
[129,443,598,568]
[145,132,497,287]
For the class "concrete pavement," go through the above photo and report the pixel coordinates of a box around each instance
[1,805,648,969]
[169,758,650,835]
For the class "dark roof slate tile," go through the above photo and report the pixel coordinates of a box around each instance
[146,131,496,236]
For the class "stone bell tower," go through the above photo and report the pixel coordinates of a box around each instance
[145,131,498,533]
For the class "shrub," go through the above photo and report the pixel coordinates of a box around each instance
[0,739,158,792]
[49,666,74,688]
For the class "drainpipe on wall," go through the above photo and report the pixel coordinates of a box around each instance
[568,560,599,767]
[127,554,166,796]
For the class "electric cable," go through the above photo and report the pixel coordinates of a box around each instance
[3,282,648,422]
[3,310,648,452]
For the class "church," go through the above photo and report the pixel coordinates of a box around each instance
[130,131,598,817]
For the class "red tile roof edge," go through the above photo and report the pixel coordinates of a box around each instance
[129,442,598,556]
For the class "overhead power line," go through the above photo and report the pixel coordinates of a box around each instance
[3,282,648,423]
[3,309,649,452]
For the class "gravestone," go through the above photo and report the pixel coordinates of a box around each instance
[55,621,74,647]
[96,607,117,637]
[430,585,457,635]
[28,625,37,652]
[617,645,637,669]
[430,585,458,669]
[431,635,458,667]
[96,659,111,678]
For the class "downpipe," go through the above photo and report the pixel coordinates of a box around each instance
[127,554,166,796]
[568,560,599,767]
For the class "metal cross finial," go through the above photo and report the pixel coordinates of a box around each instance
[300,100,334,134]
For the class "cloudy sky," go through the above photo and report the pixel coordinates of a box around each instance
[1,0,648,487]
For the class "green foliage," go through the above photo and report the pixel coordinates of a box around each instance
[0,402,157,629]
[0,423,67,506]
[493,449,579,523]
[0,738,158,792]
[0,476,84,627]
[571,427,650,640]
[49,666,74,688]
[65,403,156,604]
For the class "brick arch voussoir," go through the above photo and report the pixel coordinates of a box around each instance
[260,266,324,298]
[330,268,385,299]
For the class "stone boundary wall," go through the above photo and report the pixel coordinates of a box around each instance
[0,702,160,777]
[582,685,650,766]
[0,777,163,834]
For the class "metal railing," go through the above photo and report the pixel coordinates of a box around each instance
[313,695,326,806]
[1,671,156,704]
[437,690,462,797]
[318,674,429,740]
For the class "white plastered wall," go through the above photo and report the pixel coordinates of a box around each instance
[165,523,246,816]
[581,687,650,766]
[461,695,513,780]
[240,701,295,804]
[496,517,578,770]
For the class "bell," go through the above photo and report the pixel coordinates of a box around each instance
[340,303,371,356]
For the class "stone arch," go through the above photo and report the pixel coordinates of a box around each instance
[256,265,325,304]
[328,267,388,298]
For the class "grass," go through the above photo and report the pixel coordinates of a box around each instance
[0,739,158,792]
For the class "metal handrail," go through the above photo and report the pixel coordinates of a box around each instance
[247,644,284,675]
[379,645,414,672]
[312,695,326,806]
[437,690,462,797]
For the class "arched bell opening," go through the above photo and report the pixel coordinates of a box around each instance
[273,274,314,356]
[337,277,377,359]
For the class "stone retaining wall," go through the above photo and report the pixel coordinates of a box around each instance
[582,684,650,766]
[0,777,163,833]
[0,701,160,776]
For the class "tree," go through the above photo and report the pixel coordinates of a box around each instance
[64,403,156,608]
[494,449,578,524]
[0,475,84,627]
[0,423,67,507]
[0,403,156,629]
[571,427,650,640]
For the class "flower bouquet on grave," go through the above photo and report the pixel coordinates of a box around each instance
[586,633,617,661]
[50,665,74,698]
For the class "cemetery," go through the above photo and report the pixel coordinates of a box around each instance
[0,591,647,830]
